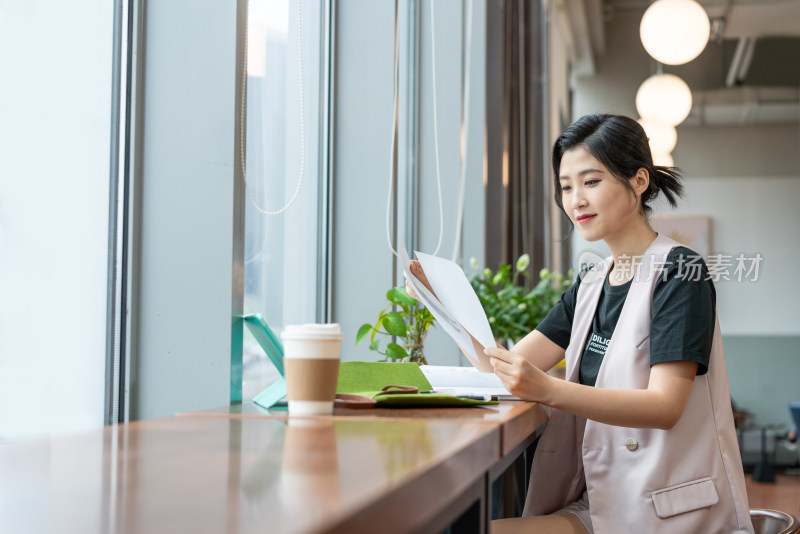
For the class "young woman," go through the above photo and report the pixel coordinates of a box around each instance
[406,114,753,533]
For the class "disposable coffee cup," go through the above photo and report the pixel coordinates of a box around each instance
[281,323,343,415]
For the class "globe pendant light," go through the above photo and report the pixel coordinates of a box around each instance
[637,118,677,155]
[636,73,693,127]
[653,152,674,167]
[640,0,710,66]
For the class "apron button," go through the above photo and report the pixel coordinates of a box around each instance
[626,438,639,451]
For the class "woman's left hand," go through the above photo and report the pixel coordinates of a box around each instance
[485,346,552,402]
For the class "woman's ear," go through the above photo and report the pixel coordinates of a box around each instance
[633,167,650,195]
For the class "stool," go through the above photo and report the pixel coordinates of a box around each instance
[752,426,777,483]
[750,509,800,534]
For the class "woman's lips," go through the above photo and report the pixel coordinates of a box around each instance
[576,214,596,225]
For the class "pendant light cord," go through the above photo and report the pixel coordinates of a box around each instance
[451,0,473,263]
[428,0,444,257]
[386,0,445,258]
[240,0,305,216]
[385,7,400,256]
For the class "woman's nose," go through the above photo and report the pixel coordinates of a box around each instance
[571,191,588,209]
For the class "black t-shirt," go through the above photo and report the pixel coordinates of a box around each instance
[536,247,716,387]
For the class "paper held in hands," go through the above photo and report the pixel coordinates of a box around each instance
[399,237,497,372]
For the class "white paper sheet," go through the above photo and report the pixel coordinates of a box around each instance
[398,238,498,371]
[398,238,478,363]
[415,252,496,350]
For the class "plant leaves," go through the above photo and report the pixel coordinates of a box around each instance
[388,286,418,307]
[371,315,386,341]
[497,287,516,299]
[383,311,407,337]
[385,342,408,360]
[355,323,372,346]
[369,339,380,351]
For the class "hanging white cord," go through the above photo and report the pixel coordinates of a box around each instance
[429,0,445,256]
[240,0,305,215]
[451,0,473,263]
[385,13,400,257]
[386,0,446,258]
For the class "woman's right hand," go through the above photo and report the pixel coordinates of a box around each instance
[404,260,436,300]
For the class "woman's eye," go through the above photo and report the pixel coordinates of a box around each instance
[560,185,572,192]
[585,179,600,186]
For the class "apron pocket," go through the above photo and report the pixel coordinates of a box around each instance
[650,477,719,518]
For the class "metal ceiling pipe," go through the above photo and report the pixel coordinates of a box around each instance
[725,36,757,87]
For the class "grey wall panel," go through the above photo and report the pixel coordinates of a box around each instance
[725,336,800,429]
[332,0,397,361]
[134,0,240,419]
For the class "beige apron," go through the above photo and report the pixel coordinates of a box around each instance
[523,235,753,533]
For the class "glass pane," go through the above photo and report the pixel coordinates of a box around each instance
[243,0,323,400]
[0,1,113,438]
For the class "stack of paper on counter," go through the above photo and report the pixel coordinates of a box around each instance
[399,238,519,400]
[419,365,518,400]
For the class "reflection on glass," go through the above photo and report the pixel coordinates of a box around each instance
[243,0,322,399]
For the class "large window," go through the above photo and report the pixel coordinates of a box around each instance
[242,0,328,399]
[0,0,113,438]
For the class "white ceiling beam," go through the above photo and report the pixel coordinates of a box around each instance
[723,0,800,38]
[563,0,596,78]
[585,0,607,55]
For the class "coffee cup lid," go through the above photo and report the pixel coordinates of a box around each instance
[281,323,343,341]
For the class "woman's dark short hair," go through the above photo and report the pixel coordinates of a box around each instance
[552,114,683,216]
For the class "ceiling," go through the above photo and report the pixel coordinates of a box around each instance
[593,0,800,125]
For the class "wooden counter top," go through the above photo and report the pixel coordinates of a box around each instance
[179,400,548,458]
[1,415,499,534]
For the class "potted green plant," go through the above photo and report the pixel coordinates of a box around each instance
[470,254,573,346]
[355,286,435,365]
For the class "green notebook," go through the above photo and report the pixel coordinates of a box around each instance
[337,361,498,407]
